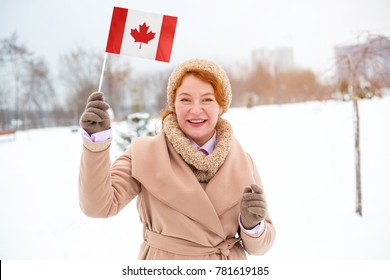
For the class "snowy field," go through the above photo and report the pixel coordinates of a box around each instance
[1,97,390,261]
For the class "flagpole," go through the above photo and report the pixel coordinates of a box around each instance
[98,52,108,92]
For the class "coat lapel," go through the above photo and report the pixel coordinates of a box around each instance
[205,137,256,217]
[131,131,225,238]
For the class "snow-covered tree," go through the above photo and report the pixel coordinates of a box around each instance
[335,33,390,216]
[115,112,156,151]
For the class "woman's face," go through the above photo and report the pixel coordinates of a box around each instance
[175,74,223,146]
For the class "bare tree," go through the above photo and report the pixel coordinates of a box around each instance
[0,33,57,129]
[22,58,57,128]
[335,33,390,216]
[244,62,275,104]
[130,70,170,116]
[101,55,133,118]
[274,69,331,103]
[60,49,134,122]
[59,47,101,125]
[0,33,31,129]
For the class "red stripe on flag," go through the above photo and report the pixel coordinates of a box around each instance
[155,15,178,62]
[106,7,128,54]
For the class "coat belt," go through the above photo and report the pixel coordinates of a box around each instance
[144,229,241,259]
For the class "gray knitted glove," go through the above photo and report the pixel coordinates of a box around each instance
[79,92,111,135]
[240,184,268,229]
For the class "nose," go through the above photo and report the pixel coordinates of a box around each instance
[189,101,204,114]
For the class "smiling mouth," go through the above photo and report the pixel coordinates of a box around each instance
[188,119,206,124]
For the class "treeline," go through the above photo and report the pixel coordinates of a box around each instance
[228,63,333,107]
[0,34,59,130]
[0,33,169,130]
[0,33,371,131]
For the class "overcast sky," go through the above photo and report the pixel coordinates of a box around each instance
[1,0,390,76]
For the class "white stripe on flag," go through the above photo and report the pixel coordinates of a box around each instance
[121,10,163,60]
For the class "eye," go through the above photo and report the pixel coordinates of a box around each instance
[179,97,191,103]
[203,97,215,102]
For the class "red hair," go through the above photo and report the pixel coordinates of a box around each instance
[161,69,226,124]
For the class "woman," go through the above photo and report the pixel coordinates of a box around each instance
[79,58,275,260]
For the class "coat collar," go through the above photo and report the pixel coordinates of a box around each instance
[163,114,232,182]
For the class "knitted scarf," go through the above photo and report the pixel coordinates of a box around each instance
[163,114,233,182]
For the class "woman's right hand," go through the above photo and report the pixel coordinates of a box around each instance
[79,92,111,135]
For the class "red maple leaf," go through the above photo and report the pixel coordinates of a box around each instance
[130,22,156,49]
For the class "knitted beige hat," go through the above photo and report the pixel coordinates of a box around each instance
[166,58,232,114]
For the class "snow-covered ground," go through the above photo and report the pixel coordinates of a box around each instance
[0,97,389,260]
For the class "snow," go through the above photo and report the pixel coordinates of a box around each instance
[1,97,389,260]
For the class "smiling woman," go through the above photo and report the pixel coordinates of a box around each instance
[173,75,222,146]
[78,58,275,260]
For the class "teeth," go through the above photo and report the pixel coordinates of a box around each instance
[189,120,204,123]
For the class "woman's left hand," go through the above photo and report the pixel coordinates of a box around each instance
[240,184,268,229]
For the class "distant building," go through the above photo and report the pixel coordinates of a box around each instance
[251,47,295,74]
[334,36,390,87]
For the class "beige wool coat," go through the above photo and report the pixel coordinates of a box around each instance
[79,126,275,260]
